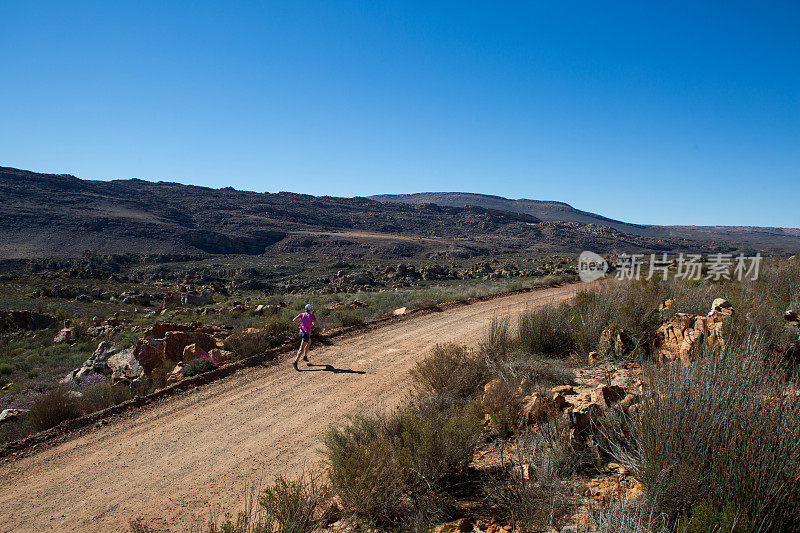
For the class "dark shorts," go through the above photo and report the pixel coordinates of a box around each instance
[299,331,311,342]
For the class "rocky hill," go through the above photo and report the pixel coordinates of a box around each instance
[0,166,786,258]
[370,192,800,251]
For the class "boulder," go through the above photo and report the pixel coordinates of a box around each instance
[0,408,26,426]
[108,347,143,382]
[656,313,705,365]
[132,322,226,383]
[597,385,626,410]
[182,343,210,361]
[598,325,632,359]
[709,298,734,317]
[53,327,76,344]
[88,341,117,373]
[618,393,641,413]
[517,392,555,427]
[551,392,573,411]
[551,385,576,396]
[66,390,84,401]
[567,402,603,436]
[482,379,508,413]
[392,307,408,316]
[209,348,233,365]
[784,310,799,327]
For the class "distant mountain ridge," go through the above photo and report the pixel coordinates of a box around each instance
[0,166,797,258]
[369,192,800,250]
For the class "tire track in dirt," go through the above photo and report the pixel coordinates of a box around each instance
[0,283,585,532]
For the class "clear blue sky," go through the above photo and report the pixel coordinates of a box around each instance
[1,1,798,227]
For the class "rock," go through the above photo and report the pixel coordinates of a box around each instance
[517,392,554,427]
[598,325,632,359]
[133,322,226,382]
[392,307,408,316]
[784,310,799,327]
[482,379,507,413]
[53,327,76,344]
[435,518,474,533]
[618,393,641,412]
[0,408,26,426]
[588,351,597,365]
[709,298,734,317]
[182,343,210,361]
[551,392,573,411]
[166,365,184,385]
[659,299,675,313]
[655,313,704,365]
[74,366,93,382]
[66,390,84,400]
[209,348,232,365]
[551,385,576,396]
[597,385,626,409]
[108,348,143,382]
[88,341,117,373]
[568,402,603,436]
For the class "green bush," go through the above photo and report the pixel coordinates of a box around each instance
[258,473,331,533]
[82,382,132,410]
[205,472,330,533]
[181,355,217,377]
[224,317,293,359]
[678,500,752,533]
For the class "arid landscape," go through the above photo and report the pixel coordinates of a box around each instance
[1,167,799,532]
[3,2,799,532]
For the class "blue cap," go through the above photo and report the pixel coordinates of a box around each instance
[305,304,313,311]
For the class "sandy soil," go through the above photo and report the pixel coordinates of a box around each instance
[0,283,584,532]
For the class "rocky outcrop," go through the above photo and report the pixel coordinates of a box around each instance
[132,322,228,385]
[0,310,56,331]
[60,341,143,386]
[655,298,734,364]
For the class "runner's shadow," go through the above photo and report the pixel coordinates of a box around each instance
[302,363,366,375]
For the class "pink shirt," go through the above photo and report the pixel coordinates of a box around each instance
[296,312,316,334]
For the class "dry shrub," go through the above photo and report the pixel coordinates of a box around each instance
[204,471,330,533]
[610,335,800,530]
[410,343,488,403]
[517,303,576,358]
[324,400,482,529]
[484,420,578,531]
[29,387,85,431]
[224,318,292,359]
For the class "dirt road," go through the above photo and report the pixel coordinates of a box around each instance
[0,283,584,532]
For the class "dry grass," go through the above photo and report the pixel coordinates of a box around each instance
[606,335,800,530]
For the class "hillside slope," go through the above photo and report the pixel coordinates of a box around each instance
[0,166,788,258]
[370,192,800,251]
